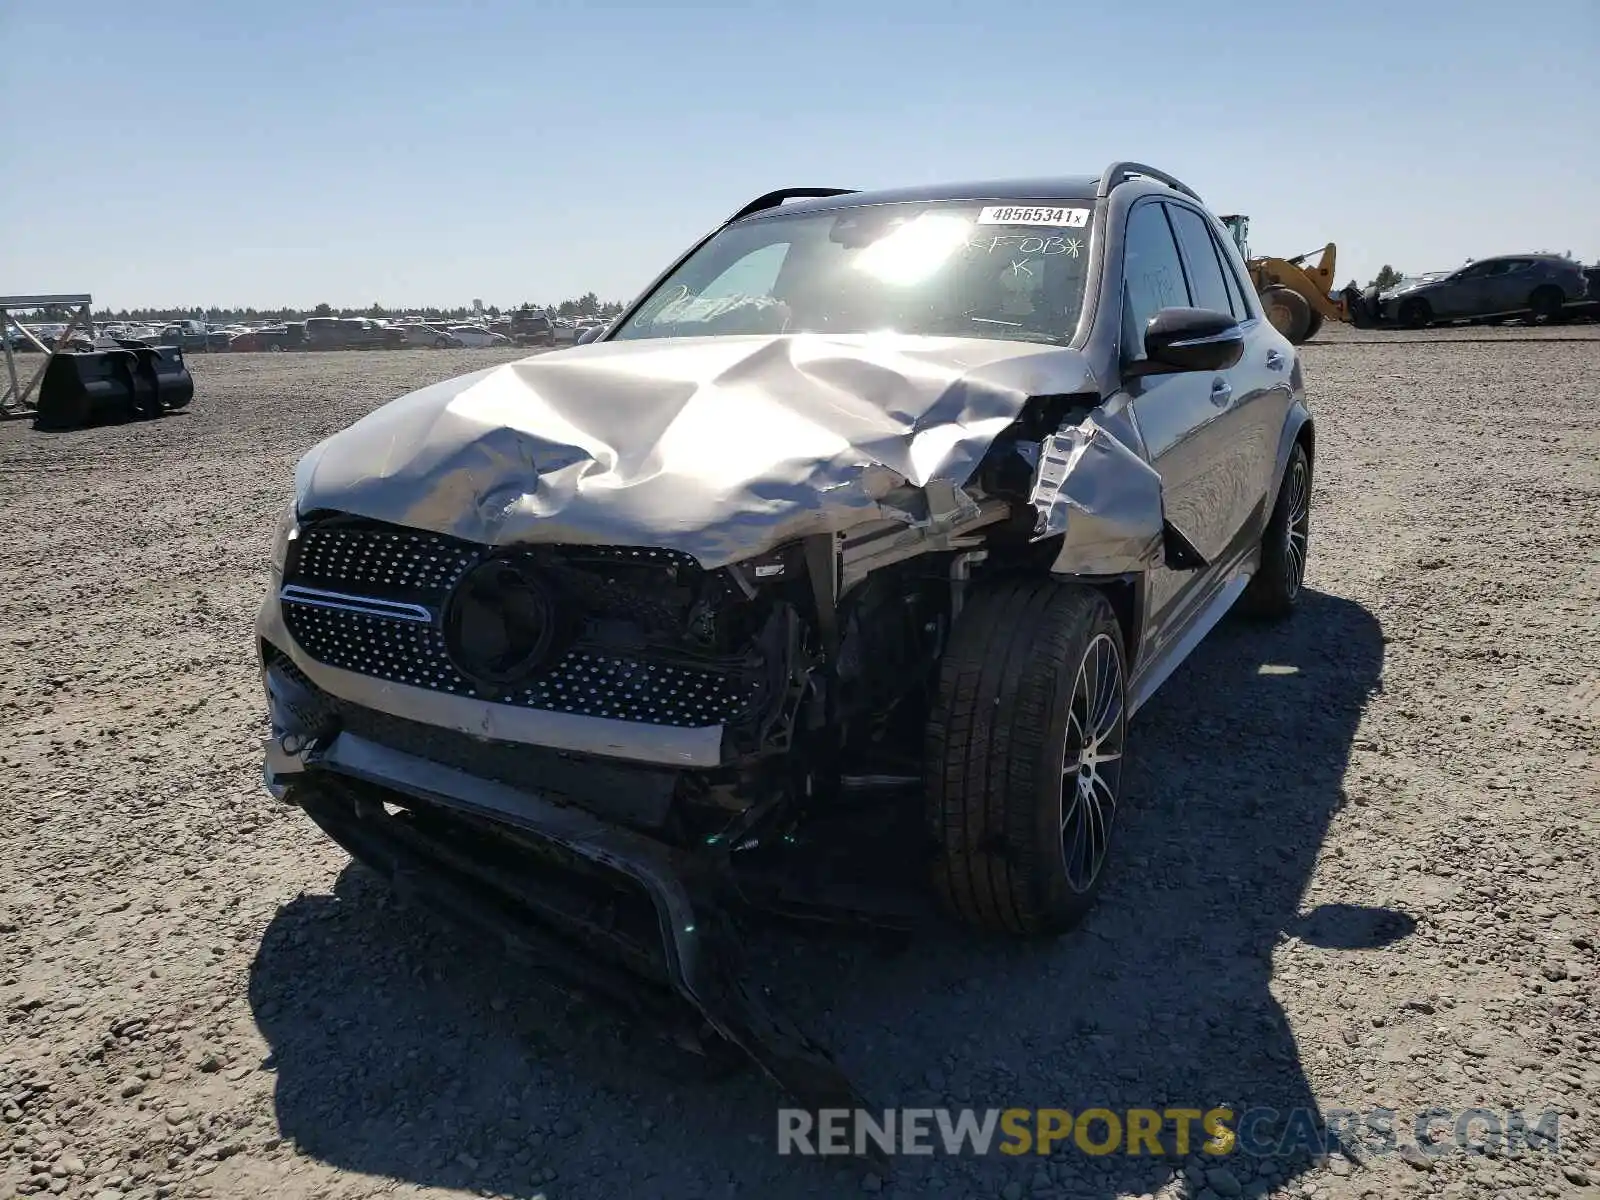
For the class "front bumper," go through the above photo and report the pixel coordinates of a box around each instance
[258,612,872,1123]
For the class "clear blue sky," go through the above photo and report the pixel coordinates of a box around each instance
[3,0,1595,311]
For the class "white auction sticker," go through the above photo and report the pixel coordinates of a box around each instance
[976,205,1090,227]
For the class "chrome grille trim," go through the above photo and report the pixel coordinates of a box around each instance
[278,584,434,624]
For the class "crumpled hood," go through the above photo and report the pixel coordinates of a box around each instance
[295,333,1098,567]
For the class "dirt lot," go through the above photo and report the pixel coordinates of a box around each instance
[2,331,1597,1200]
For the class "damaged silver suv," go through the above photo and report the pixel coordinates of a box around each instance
[258,162,1313,1112]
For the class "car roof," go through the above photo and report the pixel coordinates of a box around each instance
[742,175,1107,221]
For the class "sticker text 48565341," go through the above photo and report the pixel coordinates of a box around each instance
[976,205,1090,227]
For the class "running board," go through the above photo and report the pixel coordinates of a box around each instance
[1127,570,1252,716]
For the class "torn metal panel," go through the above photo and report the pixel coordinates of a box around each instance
[294,333,1098,569]
[1161,520,1208,571]
[1029,418,1167,576]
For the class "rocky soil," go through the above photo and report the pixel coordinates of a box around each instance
[1,331,1596,1200]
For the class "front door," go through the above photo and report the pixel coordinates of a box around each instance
[1117,199,1234,629]
[1435,262,1494,317]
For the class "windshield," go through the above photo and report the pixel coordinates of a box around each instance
[611,200,1094,347]
[1392,271,1449,290]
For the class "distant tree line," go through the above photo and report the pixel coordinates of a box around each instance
[74,293,628,324]
[1340,266,1406,292]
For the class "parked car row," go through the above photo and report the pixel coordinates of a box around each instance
[12,311,626,357]
[223,313,589,353]
[192,317,520,353]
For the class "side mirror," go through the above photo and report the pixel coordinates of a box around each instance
[1131,307,1244,376]
[575,325,604,346]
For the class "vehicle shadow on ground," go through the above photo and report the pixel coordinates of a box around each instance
[249,587,1400,1199]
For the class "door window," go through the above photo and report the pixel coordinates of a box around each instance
[1121,202,1190,359]
[1212,230,1257,319]
[1167,204,1235,316]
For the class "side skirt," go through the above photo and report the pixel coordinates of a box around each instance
[1126,553,1256,717]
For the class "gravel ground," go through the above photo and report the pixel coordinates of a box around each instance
[1,331,1596,1200]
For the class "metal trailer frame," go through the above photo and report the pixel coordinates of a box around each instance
[1,294,95,418]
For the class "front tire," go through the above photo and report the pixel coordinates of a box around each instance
[1398,298,1431,329]
[1241,442,1311,618]
[926,580,1127,936]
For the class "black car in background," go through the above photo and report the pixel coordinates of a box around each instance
[1569,266,1600,322]
[303,317,406,351]
[502,309,556,346]
[1376,253,1588,327]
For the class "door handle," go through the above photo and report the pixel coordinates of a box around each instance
[1265,349,1287,370]
[1209,378,1233,406]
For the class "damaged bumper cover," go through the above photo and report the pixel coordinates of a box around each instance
[262,697,870,1118]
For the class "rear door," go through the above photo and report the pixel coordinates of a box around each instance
[1166,201,1292,553]
[1484,259,1533,312]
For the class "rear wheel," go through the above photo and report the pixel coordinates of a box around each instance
[1303,311,1325,341]
[1529,287,1565,323]
[926,580,1127,936]
[1261,286,1312,344]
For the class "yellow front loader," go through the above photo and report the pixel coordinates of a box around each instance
[1219,215,1374,344]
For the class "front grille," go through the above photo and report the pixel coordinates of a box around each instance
[280,517,757,728]
[295,524,478,593]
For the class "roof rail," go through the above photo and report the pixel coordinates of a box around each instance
[1096,162,1201,202]
[725,187,857,225]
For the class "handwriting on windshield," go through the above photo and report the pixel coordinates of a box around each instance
[967,234,1082,257]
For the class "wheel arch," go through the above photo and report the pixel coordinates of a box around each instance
[1258,408,1315,542]
[1090,575,1142,670]
[1295,413,1315,470]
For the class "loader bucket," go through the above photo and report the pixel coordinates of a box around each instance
[130,343,194,411]
[36,345,193,430]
